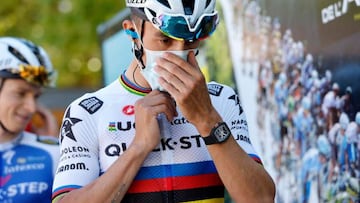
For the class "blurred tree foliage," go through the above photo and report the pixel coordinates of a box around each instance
[206,3,236,89]
[0,0,125,88]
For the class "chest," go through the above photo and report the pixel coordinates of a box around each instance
[96,104,211,171]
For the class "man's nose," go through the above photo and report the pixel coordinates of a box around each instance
[172,41,189,50]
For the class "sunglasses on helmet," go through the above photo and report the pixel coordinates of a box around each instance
[149,11,219,41]
[5,65,57,87]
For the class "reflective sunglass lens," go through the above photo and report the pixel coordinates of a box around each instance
[158,13,218,41]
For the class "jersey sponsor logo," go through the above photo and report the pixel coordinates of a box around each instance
[104,135,204,156]
[107,121,135,132]
[152,135,203,151]
[59,146,91,162]
[105,143,128,156]
[60,146,90,156]
[56,162,89,174]
[79,96,103,114]
[235,134,251,144]
[231,119,248,131]
[4,163,45,174]
[60,107,82,143]
[2,150,15,165]
[0,181,49,199]
[0,175,11,187]
[228,94,244,115]
[122,105,135,115]
[126,0,146,5]
[208,84,224,96]
[170,117,190,125]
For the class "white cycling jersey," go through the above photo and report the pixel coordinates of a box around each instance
[52,74,262,203]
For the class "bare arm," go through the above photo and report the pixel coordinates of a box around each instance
[157,51,276,202]
[54,143,150,203]
[203,121,276,202]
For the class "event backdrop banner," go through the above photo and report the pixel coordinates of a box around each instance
[223,0,359,202]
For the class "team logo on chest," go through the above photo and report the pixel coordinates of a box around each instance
[122,105,135,116]
[61,107,82,143]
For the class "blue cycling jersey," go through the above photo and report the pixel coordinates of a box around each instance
[0,132,59,203]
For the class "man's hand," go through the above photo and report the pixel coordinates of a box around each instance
[30,104,59,137]
[132,90,177,152]
[155,51,222,136]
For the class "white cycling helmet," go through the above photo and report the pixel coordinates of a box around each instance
[126,0,219,41]
[0,37,56,87]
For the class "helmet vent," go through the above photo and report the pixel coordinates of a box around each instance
[157,0,171,9]
[8,46,29,65]
[206,0,212,8]
[148,8,157,17]
[182,0,194,15]
[22,40,45,67]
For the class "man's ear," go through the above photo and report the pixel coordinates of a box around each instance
[123,20,139,40]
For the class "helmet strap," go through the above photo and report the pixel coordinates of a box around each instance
[132,19,146,69]
[132,42,144,69]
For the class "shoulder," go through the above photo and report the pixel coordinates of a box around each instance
[67,81,124,116]
[207,81,241,107]
[67,90,106,117]
[20,132,59,154]
[207,81,237,98]
[21,131,58,145]
[207,81,245,118]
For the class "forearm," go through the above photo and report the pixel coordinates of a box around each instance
[192,106,275,202]
[207,136,276,203]
[54,143,149,203]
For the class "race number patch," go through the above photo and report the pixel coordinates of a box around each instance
[208,84,224,96]
[79,97,103,114]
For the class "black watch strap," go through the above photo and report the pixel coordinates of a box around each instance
[203,122,231,145]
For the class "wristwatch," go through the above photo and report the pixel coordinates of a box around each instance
[203,122,231,145]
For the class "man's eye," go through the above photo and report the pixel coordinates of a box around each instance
[160,38,170,44]
[15,91,26,98]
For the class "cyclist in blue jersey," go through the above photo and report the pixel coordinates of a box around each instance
[0,37,59,203]
[52,0,276,202]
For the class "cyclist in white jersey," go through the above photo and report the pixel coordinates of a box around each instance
[52,0,276,202]
[0,37,59,202]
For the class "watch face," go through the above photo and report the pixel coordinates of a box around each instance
[214,124,230,142]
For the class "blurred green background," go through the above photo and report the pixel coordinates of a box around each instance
[1,1,234,89]
[0,1,234,89]
[0,0,125,88]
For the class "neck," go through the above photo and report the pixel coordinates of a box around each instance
[125,60,151,89]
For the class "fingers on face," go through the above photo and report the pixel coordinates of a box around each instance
[155,56,193,93]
